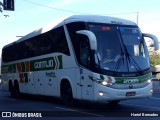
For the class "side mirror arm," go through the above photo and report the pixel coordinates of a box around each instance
[76,30,97,50]
[143,33,159,50]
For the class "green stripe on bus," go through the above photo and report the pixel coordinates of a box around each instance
[30,55,63,71]
[1,64,14,74]
[115,73,152,84]
[57,55,62,69]
[21,62,25,72]
[13,64,16,73]
[1,55,63,74]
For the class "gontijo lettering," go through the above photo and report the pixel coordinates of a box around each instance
[34,60,54,69]
[30,55,63,71]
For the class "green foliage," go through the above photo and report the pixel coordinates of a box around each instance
[150,51,160,66]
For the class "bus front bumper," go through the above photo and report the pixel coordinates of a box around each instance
[94,83,153,102]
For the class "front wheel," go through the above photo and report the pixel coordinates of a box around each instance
[61,82,75,107]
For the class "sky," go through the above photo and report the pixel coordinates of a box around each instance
[0,0,160,58]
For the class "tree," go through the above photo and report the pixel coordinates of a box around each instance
[150,51,160,66]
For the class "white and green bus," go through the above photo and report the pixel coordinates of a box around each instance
[1,15,159,106]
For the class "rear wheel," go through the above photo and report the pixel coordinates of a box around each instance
[11,81,21,98]
[9,82,15,97]
[61,82,75,106]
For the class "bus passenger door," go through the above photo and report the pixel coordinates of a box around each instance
[79,37,94,100]
[80,68,94,100]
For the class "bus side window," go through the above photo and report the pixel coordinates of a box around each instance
[79,35,91,69]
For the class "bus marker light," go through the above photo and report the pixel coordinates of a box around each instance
[102,26,110,30]
[147,79,151,83]
[150,89,153,93]
[99,92,104,96]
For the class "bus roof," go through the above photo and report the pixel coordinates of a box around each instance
[65,15,136,25]
[3,15,137,48]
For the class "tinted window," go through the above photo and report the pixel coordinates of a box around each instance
[2,26,70,63]
[80,36,91,68]
[66,22,86,62]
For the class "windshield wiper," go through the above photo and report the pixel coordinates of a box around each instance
[114,46,125,73]
[114,27,143,74]
[114,44,142,74]
[95,51,101,69]
[123,44,143,74]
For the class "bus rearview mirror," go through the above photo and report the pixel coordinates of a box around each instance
[76,30,97,50]
[143,33,159,51]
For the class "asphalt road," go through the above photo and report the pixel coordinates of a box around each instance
[0,85,160,120]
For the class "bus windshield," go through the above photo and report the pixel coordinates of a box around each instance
[88,23,150,74]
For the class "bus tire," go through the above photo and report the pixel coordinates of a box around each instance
[61,81,75,106]
[9,81,14,97]
[12,81,21,98]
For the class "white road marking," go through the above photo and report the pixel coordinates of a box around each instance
[55,107,104,117]
[120,103,160,110]
[150,97,160,100]
[0,97,16,101]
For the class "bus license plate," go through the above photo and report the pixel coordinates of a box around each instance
[126,92,136,96]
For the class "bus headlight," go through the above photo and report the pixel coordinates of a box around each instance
[102,81,108,86]
[89,76,112,86]
[150,89,153,93]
